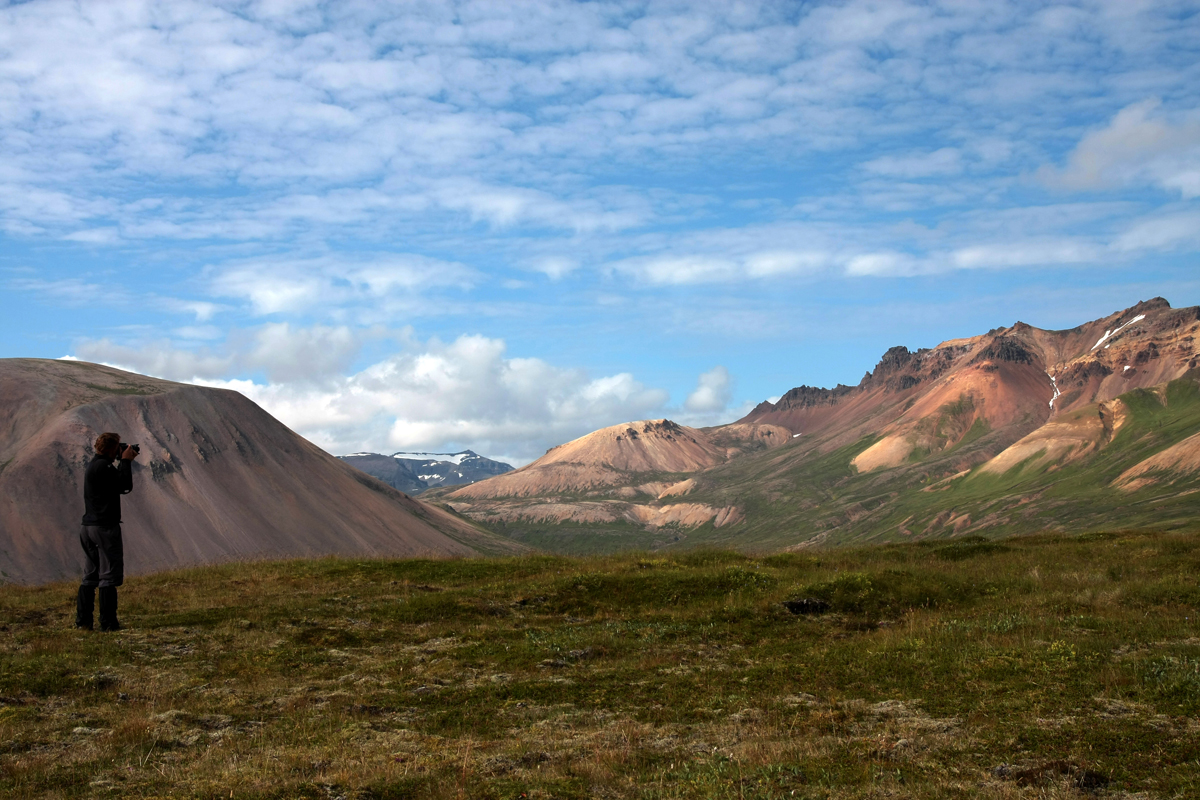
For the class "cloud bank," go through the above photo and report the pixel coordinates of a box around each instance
[77,330,749,463]
[2,0,1197,460]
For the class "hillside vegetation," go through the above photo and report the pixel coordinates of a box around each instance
[2,531,1198,798]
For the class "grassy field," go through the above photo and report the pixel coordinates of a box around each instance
[2,531,1199,798]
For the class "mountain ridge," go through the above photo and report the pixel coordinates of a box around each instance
[437,298,1200,553]
[338,449,514,495]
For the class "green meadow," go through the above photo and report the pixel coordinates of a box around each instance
[2,530,1199,798]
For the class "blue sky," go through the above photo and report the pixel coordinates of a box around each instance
[2,0,1199,464]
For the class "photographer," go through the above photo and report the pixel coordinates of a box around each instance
[76,432,138,631]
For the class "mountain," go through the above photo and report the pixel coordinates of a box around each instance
[437,299,1200,553]
[339,450,514,495]
[336,453,428,495]
[435,419,791,550]
[742,297,1198,466]
[0,359,524,585]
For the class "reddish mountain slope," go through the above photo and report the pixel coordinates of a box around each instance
[741,298,1200,470]
[0,359,522,585]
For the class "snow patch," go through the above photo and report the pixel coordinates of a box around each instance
[792,433,802,438]
[1047,371,1061,410]
[1091,314,1146,351]
[393,451,473,465]
[1123,365,1132,372]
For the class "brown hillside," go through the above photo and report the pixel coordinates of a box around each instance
[449,419,790,501]
[539,419,724,473]
[443,420,788,531]
[0,359,523,585]
[978,399,1127,476]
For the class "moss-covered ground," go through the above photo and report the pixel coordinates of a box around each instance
[2,531,1198,798]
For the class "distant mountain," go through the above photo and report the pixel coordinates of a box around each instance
[437,419,789,538]
[437,298,1200,553]
[339,450,514,495]
[0,359,525,585]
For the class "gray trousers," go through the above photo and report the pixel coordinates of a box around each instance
[80,525,124,588]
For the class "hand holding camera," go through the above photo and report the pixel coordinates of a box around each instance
[119,443,140,461]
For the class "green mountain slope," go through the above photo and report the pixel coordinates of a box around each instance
[683,373,1200,551]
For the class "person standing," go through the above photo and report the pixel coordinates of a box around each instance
[76,432,138,631]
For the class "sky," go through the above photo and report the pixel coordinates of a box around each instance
[2,0,1199,465]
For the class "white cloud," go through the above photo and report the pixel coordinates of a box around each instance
[173,325,223,341]
[844,237,1107,276]
[685,366,733,413]
[426,179,649,233]
[862,147,963,178]
[73,323,369,385]
[63,227,120,244]
[244,322,362,383]
[1,0,1190,249]
[950,239,1103,269]
[164,299,224,322]
[1041,99,1200,198]
[844,252,926,277]
[80,329,673,464]
[529,256,579,280]
[210,253,476,316]
[1114,209,1200,252]
[613,248,831,285]
[75,338,234,381]
[8,276,129,305]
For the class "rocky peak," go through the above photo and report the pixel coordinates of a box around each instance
[971,335,1038,366]
[1132,297,1171,313]
[871,346,914,377]
[775,384,857,410]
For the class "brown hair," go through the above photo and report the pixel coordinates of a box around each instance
[94,432,121,456]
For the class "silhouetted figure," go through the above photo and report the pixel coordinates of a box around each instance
[76,432,138,631]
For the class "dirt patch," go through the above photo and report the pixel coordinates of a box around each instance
[852,435,913,473]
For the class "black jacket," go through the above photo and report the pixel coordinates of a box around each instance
[81,456,133,526]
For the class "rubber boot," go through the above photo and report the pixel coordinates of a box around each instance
[98,586,120,632]
[75,585,95,630]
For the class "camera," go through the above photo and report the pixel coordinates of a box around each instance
[119,443,141,455]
